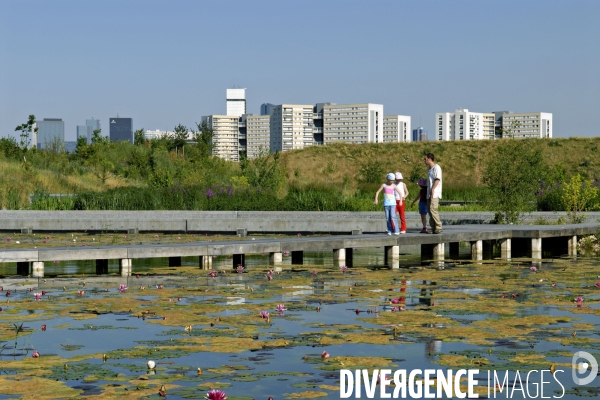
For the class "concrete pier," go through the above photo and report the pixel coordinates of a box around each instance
[269,252,282,266]
[199,255,212,270]
[568,236,577,257]
[500,239,511,260]
[32,261,44,278]
[471,240,483,261]
[531,238,542,260]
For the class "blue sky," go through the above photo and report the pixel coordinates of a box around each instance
[1,0,599,140]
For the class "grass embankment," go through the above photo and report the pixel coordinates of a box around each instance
[1,137,599,211]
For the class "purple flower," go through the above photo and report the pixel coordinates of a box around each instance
[260,311,269,319]
[340,265,348,273]
[530,266,537,272]
[119,284,127,292]
[227,186,233,196]
[33,292,42,301]
[276,304,286,312]
[575,297,584,303]
[206,390,227,400]
[205,188,214,198]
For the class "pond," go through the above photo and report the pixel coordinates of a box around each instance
[0,245,599,399]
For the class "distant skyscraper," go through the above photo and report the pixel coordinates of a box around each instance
[412,127,428,142]
[260,103,276,116]
[226,88,246,117]
[76,125,91,143]
[37,118,65,150]
[109,117,133,143]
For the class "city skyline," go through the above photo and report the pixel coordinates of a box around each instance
[1,0,598,141]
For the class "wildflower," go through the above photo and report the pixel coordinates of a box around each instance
[32,351,40,358]
[321,351,330,359]
[340,265,348,273]
[237,265,244,274]
[205,389,227,400]
[34,292,42,301]
[260,311,269,319]
[205,188,215,198]
[209,270,217,277]
[530,266,537,272]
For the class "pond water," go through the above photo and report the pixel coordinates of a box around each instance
[0,244,599,399]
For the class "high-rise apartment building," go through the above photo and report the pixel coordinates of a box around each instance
[37,118,65,150]
[412,127,428,142]
[383,115,411,143]
[500,112,552,139]
[202,115,239,161]
[269,105,314,152]
[246,114,271,159]
[226,88,246,117]
[323,103,384,144]
[436,109,486,141]
[109,117,133,143]
[260,103,276,116]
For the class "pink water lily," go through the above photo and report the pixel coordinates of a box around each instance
[276,304,286,312]
[530,266,537,272]
[310,270,317,276]
[575,297,584,303]
[209,270,217,277]
[391,298,400,304]
[119,284,127,292]
[33,292,42,301]
[268,270,274,275]
[321,351,330,359]
[340,265,348,273]
[595,282,600,288]
[237,265,244,274]
[32,350,40,358]
[260,311,270,319]
[266,274,273,281]
[205,389,228,400]
[41,324,46,331]
[78,290,84,296]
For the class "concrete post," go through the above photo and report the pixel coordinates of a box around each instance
[531,238,542,260]
[291,251,303,265]
[433,243,445,260]
[168,257,182,267]
[199,255,212,270]
[32,261,44,278]
[449,242,460,259]
[389,259,400,269]
[333,248,345,268]
[269,252,282,266]
[233,254,245,268]
[568,236,577,257]
[471,240,483,261]
[120,259,132,277]
[500,239,511,260]
[384,245,399,266]
[96,259,109,275]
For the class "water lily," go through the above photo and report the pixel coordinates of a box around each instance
[595,282,600,288]
[276,304,286,312]
[237,265,244,274]
[530,266,537,272]
[33,292,42,301]
[78,290,84,296]
[340,265,348,273]
[575,297,584,303]
[119,284,127,292]
[205,389,227,400]
[391,298,399,304]
[310,270,317,276]
[32,351,40,358]
[260,311,269,319]
[283,250,290,257]
[268,270,274,275]
[266,274,273,281]
[321,351,330,359]
[209,270,217,277]
[552,283,557,287]
[147,360,156,369]
[41,324,46,331]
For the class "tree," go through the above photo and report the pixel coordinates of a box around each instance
[91,129,109,145]
[134,129,145,146]
[193,121,214,157]
[561,174,599,223]
[483,140,545,224]
[14,115,37,152]
[172,124,189,150]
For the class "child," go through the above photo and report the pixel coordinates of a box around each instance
[374,173,404,235]
[410,178,428,233]
[394,172,409,234]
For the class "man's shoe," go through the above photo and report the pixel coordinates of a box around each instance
[433,230,443,234]
[419,228,428,234]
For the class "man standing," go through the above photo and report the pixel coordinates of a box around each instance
[424,153,442,234]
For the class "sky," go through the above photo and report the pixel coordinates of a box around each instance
[1,0,599,141]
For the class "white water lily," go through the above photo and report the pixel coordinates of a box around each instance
[147,360,156,369]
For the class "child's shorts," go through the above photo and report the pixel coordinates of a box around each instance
[419,202,428,215]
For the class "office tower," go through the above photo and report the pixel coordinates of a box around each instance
[412,127,428,142]
[383,115,411,143]
[109,117,133,143]
[36,118,65,150]
[322,103,384,144]
[202,115,239,161]
[246,114,271,158]
[260,103,276,116]
[269,104,314,152]
[226,88,246,117]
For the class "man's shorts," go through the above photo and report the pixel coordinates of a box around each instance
[419,202,428,215]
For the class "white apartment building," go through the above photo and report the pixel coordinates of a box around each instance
[436,109,487,141]
[383,115,411,143]
[323,103,384,144]
[143,129,195,141]
[501,112,552,138]
[246,115,270,159]
[226,88,246,118]
[202,115,239,161]
[270,105,314,152]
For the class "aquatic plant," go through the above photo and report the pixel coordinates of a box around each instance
[340,265,348,273]
[209,270,217,277]
[205,389,227,400]
[119,284,127,292]
[32,350,40,358]
[310,270,317,276]
[530,266,537,272]
[237,265,244,274]
[33,292,42,300]
[321,351,330,359]
[260,311,269,319]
